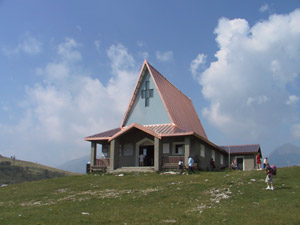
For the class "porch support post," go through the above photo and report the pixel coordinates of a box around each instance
[184,136,191,167]
[154,137,162,171]
[90,142,97,166]
[110,139,119,170]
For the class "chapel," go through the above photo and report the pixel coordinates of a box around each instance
[85,60,262,172]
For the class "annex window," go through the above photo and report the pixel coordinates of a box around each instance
[102,145,109,158]
[212,150,215,161]
[200,144,205,157]
[220,154,224,165]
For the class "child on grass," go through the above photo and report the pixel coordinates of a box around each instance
[178,158,184,175]
[265,164,274,190]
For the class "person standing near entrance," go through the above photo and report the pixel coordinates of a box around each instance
[188,156,195,174]
[139,153,145,166]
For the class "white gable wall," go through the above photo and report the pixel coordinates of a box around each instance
[124,71,171,126]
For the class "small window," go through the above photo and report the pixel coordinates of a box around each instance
[220,154,224,165]
[212,150,215,161]
[175,144,184,155]
[200,144,205,157]
[163,143,170,154]
[102,145,109,157]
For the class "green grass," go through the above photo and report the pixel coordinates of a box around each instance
[0,167,299,225]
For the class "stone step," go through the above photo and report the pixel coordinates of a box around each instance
[109,167,155,173]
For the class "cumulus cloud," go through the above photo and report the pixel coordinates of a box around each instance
[0,40,138,166]
[156,50,173,62]
[190,53,207,78]
[2,33,42,55]
[195,9,300,141]
[58,38,82,62]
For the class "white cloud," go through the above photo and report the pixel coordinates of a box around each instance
[58,38,82,62]
[190,53,207,78]
[291,124,300,138]
[197,9,300,141]
[259,4,270,13]
[247,96,269,105]
[2,33,42,55]
[286,95,299,105]
[0,40,138,166]
[156,50,173,62]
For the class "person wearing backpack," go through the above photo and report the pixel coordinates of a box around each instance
[265,163,275,190]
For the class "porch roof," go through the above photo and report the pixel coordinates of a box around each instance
[220,144,261,155]
[85,123,193,141]
[84,123,226,154]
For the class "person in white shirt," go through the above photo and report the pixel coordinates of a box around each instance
[188,156,195,174]
[139,154,145,166]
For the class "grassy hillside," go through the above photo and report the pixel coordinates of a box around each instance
[0,167,299,225]
[0,156,77,185]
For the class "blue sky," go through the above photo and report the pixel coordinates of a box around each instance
[1,0,300,166]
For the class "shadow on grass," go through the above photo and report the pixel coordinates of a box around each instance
[276,186,292,190]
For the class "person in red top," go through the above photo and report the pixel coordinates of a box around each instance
[256,153,261,170]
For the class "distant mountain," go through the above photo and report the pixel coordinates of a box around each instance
[268,143,300,167]
[57,155,90,174]
[0,156,76,185]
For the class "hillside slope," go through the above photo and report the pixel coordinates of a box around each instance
[0,167,299,224]
[0,156,78,185]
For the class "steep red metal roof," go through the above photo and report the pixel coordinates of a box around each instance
[120,60,207,139]
[146,62,207,139]
[220,144,261,155]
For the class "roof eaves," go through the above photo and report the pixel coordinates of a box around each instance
[159,131,194,138]
[84,137,110,141]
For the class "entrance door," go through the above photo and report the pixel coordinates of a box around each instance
[236,157,244,170]
[139,145,154,166]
